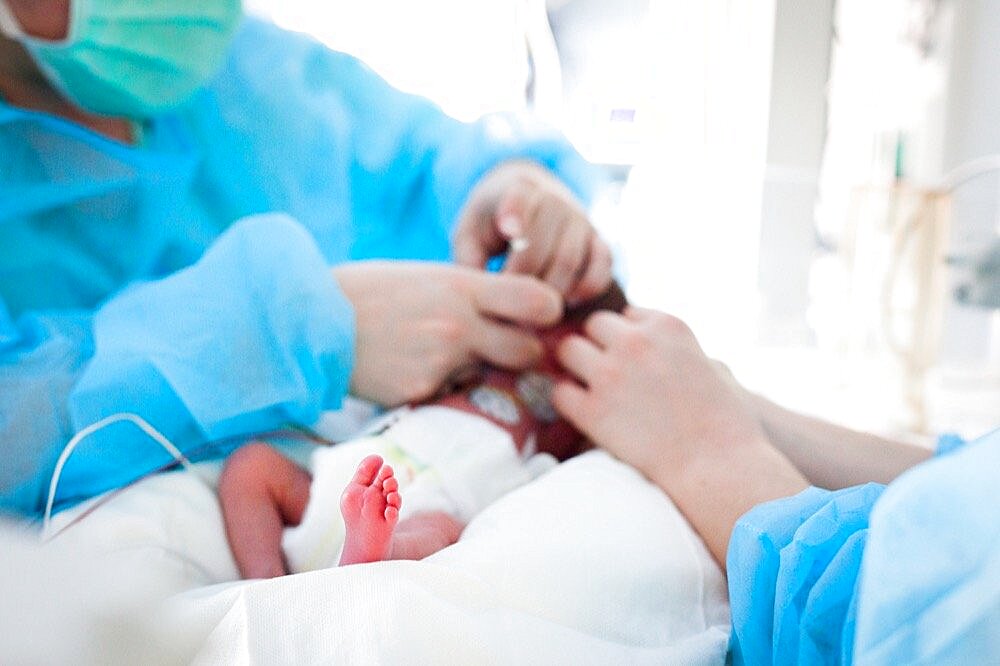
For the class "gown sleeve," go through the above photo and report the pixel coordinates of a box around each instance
[0,304,93,518]
[0,19,599,519]
[182,18,600,265]
[853,428,1000,664]
[55,214,354,513]
[727,429,1000,664]
[727,483,885,665]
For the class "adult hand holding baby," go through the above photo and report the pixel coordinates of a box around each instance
[339,159,610,408]
[452,160,613,305]
[552,307,808,566]
[552,309,764,479]
[334,261,562,406]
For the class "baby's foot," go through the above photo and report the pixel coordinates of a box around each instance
[339,455,401,566]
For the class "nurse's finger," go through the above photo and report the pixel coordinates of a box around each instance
[542,214,589,296]
[550,379,593,431]
[471,319,545,370]
[623,305,650,322]
[632,308,694,339]
[499,191,556,277]
[452,227,490,268]
[471,272,562,327]
[567,234,614,306]
[583,310,633,348]
[452,207,509,268]
[555,334,604,384]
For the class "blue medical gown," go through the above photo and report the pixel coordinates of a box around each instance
[0,18,598,517]
[728,428,1000,664]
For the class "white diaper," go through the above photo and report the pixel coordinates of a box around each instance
[282,406,557,573]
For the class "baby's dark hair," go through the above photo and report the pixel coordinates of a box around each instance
[562,280,628,325]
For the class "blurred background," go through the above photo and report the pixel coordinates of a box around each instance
[245,0,999,440]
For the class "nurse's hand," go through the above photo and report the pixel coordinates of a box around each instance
[333,261,561,406]
[551,307,808,568]
[551,308,765,481]
[452,160,613,305]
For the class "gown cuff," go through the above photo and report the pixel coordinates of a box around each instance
[61,214,354,508]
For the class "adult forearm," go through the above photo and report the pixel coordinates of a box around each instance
[553,310,816,571]
[748,393,932,489]
[650,435,810,571]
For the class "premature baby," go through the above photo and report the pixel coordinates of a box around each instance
[218,283,627,578]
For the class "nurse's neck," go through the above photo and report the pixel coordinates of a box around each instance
[0,3,135,145]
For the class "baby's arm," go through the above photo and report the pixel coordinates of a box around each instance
[218,442,312,579]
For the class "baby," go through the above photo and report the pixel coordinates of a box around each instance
[218,283,627,579]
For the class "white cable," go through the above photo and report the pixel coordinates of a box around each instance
[43,413,205,537]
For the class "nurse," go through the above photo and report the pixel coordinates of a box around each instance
[0,0,611,516]
[554,307,999,663]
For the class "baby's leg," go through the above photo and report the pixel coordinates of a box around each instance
[339,455,464,564]
[389,512,464,561]
[218,442,312,579]
[339,455,401,565]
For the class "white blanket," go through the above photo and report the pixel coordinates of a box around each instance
[28,450,729,664]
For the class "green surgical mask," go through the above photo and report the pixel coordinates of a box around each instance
[0,0,242,118]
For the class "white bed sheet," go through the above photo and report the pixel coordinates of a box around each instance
[34,449,730,664]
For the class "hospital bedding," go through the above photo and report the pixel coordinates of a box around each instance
[34,449,730,664]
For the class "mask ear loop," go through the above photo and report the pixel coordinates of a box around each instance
[0,0,81,44]
[0,0,25,39]
[43,413,210,538]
